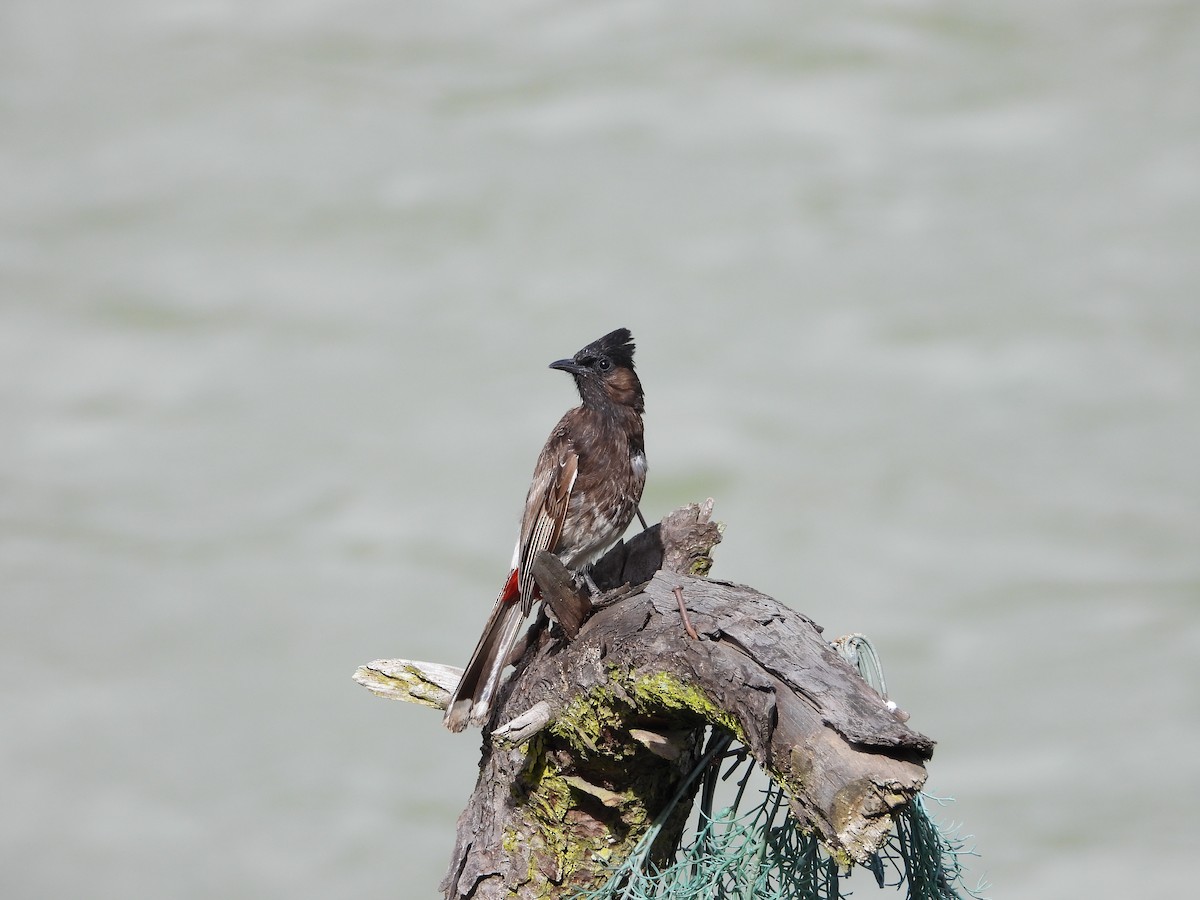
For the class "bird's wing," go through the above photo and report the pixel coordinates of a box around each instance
[517,445,578,614]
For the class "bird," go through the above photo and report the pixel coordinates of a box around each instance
[443,327,647,732]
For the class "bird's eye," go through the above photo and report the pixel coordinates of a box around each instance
[597,358,611,371]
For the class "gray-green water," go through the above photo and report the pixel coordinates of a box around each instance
[3,2,1197,897]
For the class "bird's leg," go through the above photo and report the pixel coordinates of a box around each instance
[636,506,649,531]
[580,567,602,597]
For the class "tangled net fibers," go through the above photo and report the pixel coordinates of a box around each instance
[576,637,987,900]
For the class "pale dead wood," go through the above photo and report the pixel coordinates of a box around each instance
[353,659,460,707]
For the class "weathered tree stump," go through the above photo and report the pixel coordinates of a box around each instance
[355,502,933,900]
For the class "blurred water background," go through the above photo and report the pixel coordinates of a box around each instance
[3,1,1198,897]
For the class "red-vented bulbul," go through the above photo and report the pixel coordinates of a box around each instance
[443,328,647,732]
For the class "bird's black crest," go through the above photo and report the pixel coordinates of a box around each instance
[578,327,636,369]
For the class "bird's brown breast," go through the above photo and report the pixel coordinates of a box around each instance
[545,405,645,569]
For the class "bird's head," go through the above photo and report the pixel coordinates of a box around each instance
[549,327,643,412]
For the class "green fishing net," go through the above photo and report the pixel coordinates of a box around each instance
[577,637,987,900]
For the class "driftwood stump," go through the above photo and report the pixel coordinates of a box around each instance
[355,502,934,900]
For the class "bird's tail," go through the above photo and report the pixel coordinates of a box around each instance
[443,570,526,732]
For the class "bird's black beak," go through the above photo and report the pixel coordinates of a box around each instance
[549,358,583,375]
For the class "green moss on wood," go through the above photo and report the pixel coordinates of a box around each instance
[616,669,745,741]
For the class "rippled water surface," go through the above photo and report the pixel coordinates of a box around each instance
[3,2,1198,897]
